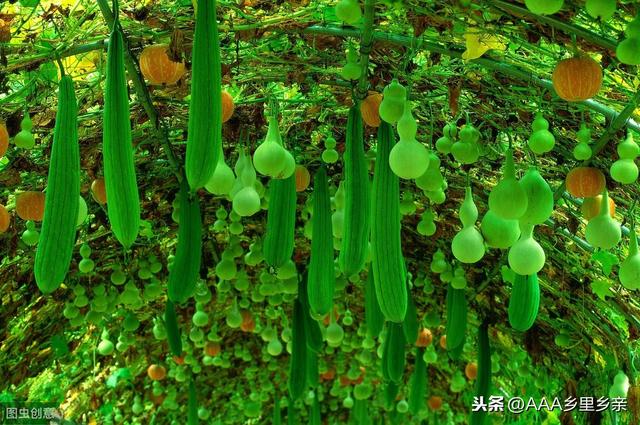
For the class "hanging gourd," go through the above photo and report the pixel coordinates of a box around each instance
[573,123,592,160]
[610,132,639,184]
[253,110,295,179]
[581,195,616,220]
[451,185,485,264]
[508,223,546,275]
[139,44,186,85]
[232,148,261,217]
[586,0,616,21]
[565,167,606,198]
[451,122,480,164]
[416,153,444,192]
[14,113,35,149]
[480,210,520,249]
[552,55,603,102]
[519,167,554,225]
[616,15,640,65]
[620,223,640,290]
[435,123,456,154]
[488,148,528,220]
[205,146,236,196]
[585,189,621,250]
[335,0,362,25]
[360,92,382,127]
[378,79,406,124]
[389,101,429,180]
[524,0,563,15]
[341,47,362,81]
[528,113,555,154]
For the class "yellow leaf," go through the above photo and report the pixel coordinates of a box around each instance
[60,52,98,80]
[462,29,506,61]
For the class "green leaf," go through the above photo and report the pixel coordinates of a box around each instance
[591,279,613,301]
[591,250,619,276]
[50,334,69,358]
[106,368,132,389]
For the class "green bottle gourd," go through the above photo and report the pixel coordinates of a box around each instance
[508,273,540,332]
[524,0,563,15]
[519,167,554,225]
[103,6,140,249]
[616,16,640,66]
[415,153,443,191]
[339,104,370,276]
[586,0,616,21]
[34,75,80,294]
[341,48,362,81]
[528,113,555,154]
[585,190,621,249]
[335,0,362,25]
[620,224,640,290]
[573,123,592,160]
[389,101,430,180]
[307,167,336,316]
[254,115,287,178]
[452,185,485,264]
[378,79,405,124]
[489,148,528,220]
[185,0,222,191]
[610,133,639,184]
[508,223,545,275]
[480,210,520,249]
[205,146,236,196]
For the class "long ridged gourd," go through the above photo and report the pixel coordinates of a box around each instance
[339,104,370,276]
[288,298,307,400]
[272,393,282,425]
[167,179,202,304]
[402,284,419,345]
[470,322,492,425]
[365,269,384,338]
[385,322,406,383]
[286,397,297,425]
[264,173,297,268]
[307,167,335,316]
[508,273,540,332]
[383,381,399,409]
[446,283,467,352]
[185,0,222,191]
[306,349,319,388]
[34,75,79,294]
[371,122,407,322]
[188,378,197,425]
[164,299,182,357]
[103,8,139,249]
[408,347,427,416]
[299,273,323,352]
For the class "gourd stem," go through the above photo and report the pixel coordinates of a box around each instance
[600,189,610,217]
[503,148,515,180]
[55,56,65,78]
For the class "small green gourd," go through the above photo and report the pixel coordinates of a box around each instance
[620,224,640,290]
[341,48,362,81]
[254,115,287,178]
[573,123,592,160]
[389,101,430,180]
[480,210,520,249]
[489,148,528,220]
[528,113,555,154]
[610,133,639,184]
[519,167,554,225]
[415,153,443,191]
[508,223,545,275]
[585,190,621,249]
[335,0,362,25]
[524,0,563,15]
[586,0,616,21]
[378,79,405,124]
[452,185,485,264]
[205,147,236,196]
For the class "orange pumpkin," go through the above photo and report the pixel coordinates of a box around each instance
[581,195,616,220]
[360,92,382,127]
[320,368,335,381]
[139,44,186,85]
[295,165,310,192]
[240,310,255,332]
[566,167,606,198]
[91,178,107,205]
[0,204,10,233]
[0,122,8,159]
[465,362,478,380]
[15,191,45,221]
[439,334,447,349]
[205,341,221,357]
[552,56,603,102]
[222,90,235,123]
[416,328,433,347]
[428,395,443,411]
[147,364,166,381]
